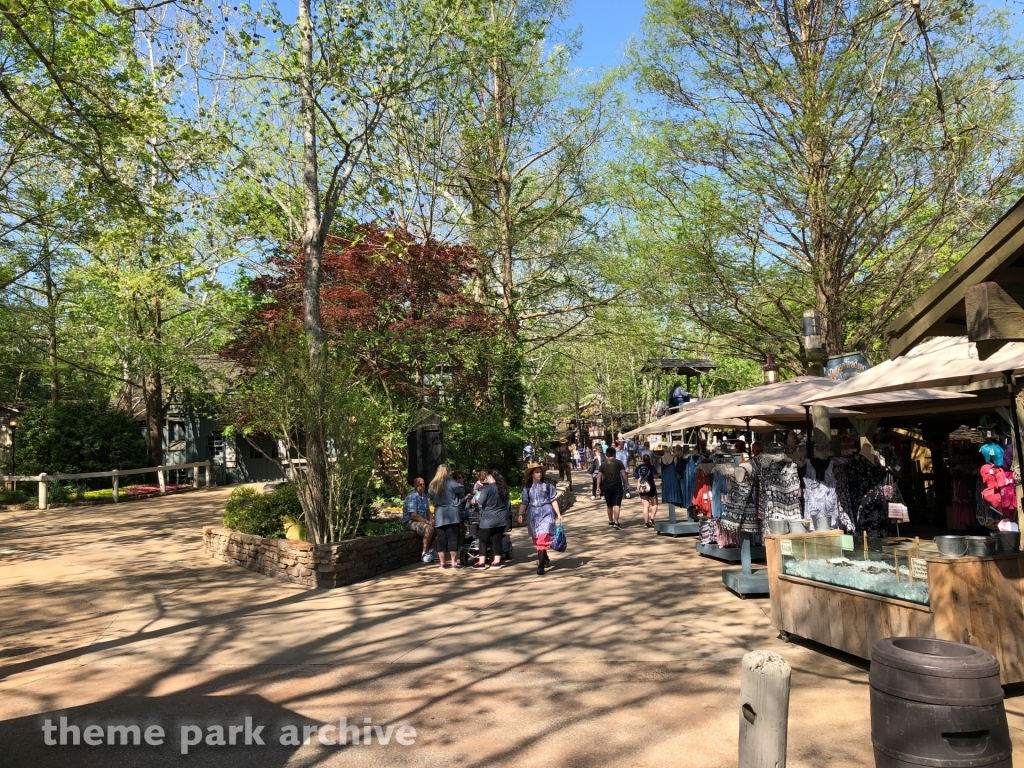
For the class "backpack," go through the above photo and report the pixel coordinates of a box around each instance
[636,466,652,494]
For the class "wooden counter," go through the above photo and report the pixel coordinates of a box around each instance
[766,534,1024,684]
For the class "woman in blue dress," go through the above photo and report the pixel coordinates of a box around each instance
[518,464,563,575]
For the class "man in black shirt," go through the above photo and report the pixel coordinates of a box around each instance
[596,446,629,529]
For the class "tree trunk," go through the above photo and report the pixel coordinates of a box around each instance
[144,368,164,468]
[43,248,58,404]
[297,0,330,544]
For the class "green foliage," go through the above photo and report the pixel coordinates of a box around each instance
[222,484,303,539]
[626,0,1024,366]
[0,489,28,505]
[359,519,405,537]
[9,402,148,481]
[48,483,85,504]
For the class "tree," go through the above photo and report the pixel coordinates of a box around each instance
[225,224,498,516]
[220,0,461,542]
[441,0,619,424]
[628,0,1024,371]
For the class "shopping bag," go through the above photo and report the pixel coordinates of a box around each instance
[551,522,567,553]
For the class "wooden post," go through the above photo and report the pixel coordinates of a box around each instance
[863,531,868,560]
[894,550,900,583]
[38,474,48,510]
[739,650,791,768]
[157,469,166,494]
[112,469,119,503]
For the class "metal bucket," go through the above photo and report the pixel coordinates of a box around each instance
[995,532,1020,553]
[767,519,788,535]
[934,536,967,558]
[966,536,996,557]
[787,519,808,534]
[814,514,832,532]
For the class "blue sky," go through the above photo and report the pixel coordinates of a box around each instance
[566,0,1024,75]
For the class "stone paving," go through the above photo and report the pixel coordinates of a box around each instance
[1,473,1022,767]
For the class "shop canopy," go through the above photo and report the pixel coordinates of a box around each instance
[621,376,849,439]
[803,336,1024,404]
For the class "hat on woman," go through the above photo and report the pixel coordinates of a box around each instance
[523,462,545,484]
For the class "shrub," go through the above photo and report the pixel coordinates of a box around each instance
[0,489,28,505]
[222,484,302,539]
[359,519,405,537]
[9,402,148,485]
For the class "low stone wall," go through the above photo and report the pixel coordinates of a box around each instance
[203,526,422,589]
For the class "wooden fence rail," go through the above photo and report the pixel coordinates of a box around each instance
[1,461,211,510]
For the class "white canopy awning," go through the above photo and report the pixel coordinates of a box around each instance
[622,376,849,439]
[803,336,1024,404]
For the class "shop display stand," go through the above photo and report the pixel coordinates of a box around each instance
[654,503,700,536]
[722,532,769,598]
[696,538,766,563]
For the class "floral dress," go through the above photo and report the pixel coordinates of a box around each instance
[523,481,558,547]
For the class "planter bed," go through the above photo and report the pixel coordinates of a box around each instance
[203,526,422,588]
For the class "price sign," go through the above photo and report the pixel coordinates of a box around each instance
[840,534,854,551]
[911,557,928,582]
[780,539,793,556]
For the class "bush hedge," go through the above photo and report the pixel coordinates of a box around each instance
[222,484,302,539]
[9,402,148,484]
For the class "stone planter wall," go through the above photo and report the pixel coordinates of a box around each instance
[203,526,422,589]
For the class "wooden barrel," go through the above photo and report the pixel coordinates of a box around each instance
[870,637,1012,767]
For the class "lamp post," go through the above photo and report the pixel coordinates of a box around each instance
[7,415,17,489]
[762,356,780,385]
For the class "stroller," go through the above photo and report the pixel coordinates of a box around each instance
[459,521,513,567]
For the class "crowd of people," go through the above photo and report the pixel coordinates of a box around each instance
[403,462,564,576]
[402,435,687,577]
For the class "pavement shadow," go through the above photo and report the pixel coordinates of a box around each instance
[0,693,327,767]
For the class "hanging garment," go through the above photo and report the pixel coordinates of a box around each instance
[693,469,712,516]
[759,458,802,537]
[823,460,857,534]
[679,457,697,512]
[711,469,730,519]
[660,455,685,506]
[698,518,717,545]
[720,470,759,533]
[951,468,976,527]
[841,454,887,537]
[803,461,839,524]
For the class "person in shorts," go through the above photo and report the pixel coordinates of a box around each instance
[597,446,629,529]
[633,454,659,528]
[403,477,435,562]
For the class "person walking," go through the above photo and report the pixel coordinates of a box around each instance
[403,477,435,562]
[556,438,573,490]
[597,446,629,529]
[428,464,466,571]
[518,464,563,575]
[634,455,660,528]
[471,469,511,571]
[588,449,602,500]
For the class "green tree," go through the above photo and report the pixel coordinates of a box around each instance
[628,0,1024,371]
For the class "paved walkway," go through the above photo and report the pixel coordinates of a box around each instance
[1,473,1022,766]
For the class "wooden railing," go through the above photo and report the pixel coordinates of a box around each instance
[1,461,211,510]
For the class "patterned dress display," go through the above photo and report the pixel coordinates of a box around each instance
[803,461,838,527]
[719,469,759,534]
[759,458,801,536]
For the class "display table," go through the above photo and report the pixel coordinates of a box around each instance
[766,532,1024,684]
